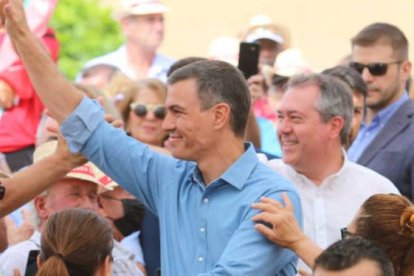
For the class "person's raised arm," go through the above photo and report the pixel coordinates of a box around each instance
[2,0,82,123]
[252,193,322,268]
[0,138,86,217]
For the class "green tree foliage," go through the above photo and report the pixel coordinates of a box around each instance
[50,0,123,79]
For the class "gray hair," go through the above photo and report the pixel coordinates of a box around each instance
[287,73,353,145]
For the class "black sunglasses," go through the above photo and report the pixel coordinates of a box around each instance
[349,61,402,76]
[130,103,166,119]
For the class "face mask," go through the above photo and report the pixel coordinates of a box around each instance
[113,198,146,237]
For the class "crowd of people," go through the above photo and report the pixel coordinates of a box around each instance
[1,0,414,275]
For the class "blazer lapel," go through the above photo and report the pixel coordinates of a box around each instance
[357,100,414,165]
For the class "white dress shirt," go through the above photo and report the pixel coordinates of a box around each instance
[263,152,399,271]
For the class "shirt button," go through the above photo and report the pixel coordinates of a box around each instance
[200,227,205,232]
[198,257,204,262]
[203,198,209,203]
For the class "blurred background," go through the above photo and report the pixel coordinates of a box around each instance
[51,0,414,79]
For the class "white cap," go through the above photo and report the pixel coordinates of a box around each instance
[114,0,168,19]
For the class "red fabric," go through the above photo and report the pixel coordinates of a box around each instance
[0,28,59,153]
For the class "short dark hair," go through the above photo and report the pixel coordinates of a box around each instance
[351,22,409,60]
[166,57,208,77]
[287,73,353,145]
[168,60,251,137]
[314,238,394,276]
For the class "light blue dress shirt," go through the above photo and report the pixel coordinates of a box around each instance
[348,93,410,161]
[61,97,303,275]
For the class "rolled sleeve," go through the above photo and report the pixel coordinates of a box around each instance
[61,97,105,153]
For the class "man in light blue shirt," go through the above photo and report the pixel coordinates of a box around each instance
[347,22,414,200]
[4,4,302,274]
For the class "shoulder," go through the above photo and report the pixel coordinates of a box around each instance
[344,161,399,192]
[83,46,125,69]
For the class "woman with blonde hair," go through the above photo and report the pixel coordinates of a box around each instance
[118,79,167,147]
[36,208,113,276]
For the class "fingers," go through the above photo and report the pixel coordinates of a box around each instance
[104,114,124,129]
[281,192,294,212]
[254,223,276,241]
[21,209,32,224]
[4,215,16,229]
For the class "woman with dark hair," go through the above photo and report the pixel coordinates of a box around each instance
[252,193,414,276]
[37,208,113,276]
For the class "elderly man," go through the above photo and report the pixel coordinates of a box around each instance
[82,0,174,81]
[0,141,143,276]
[3,1,302,275]
[261,73,398,272]
[347,23,414,201]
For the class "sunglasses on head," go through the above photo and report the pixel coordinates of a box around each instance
[130,103,166,119]
[349,61,402,76]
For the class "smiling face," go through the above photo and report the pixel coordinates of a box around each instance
[35,179,99,225]
[162,79,215,161]
[127,87,167,146]
[277,84,335,172]
[352,43,410,112]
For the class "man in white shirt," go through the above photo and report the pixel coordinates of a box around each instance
[82,0,174,82]
[262,73,399,270]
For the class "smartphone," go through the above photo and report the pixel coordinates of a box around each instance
[238,42,260,79]
[25,250,39,276]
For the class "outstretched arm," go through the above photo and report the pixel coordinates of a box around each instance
[0,138,85,217]
[252,193,322,268]
[3,0,82,123]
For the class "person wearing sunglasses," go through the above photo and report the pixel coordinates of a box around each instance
[119,78,168,148]
[347,23,414,203]
[252,193,414,276]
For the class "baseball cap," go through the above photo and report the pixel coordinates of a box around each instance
[114,0,168,19]
[33,141,117,190]
[245,27,285,45]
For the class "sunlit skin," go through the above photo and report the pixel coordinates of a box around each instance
[35,179,99,230]
[127,88,167,146]
[352,44,411,122]
[122,13,164,52]
[314,259,383,276]
[276,84,343,181]
[257,39,281,66]
[349,92,364,145]
[162,79,216,162]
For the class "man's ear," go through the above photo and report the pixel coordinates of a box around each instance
[401,60,412,83]
[328,116,345,140]
[212,103,231,131]
[34,196,48,222]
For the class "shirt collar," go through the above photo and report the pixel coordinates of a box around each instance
[287,148,348,189]
[366,92,409,126]
[191,143,258,190]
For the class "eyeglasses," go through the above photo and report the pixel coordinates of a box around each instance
[340,227,357,240]
[349,61,403,76]
[130,103,166,119]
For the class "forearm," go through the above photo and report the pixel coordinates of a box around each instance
[7,23,82,123]
[292,237,322,269]
[0,153,74,217]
